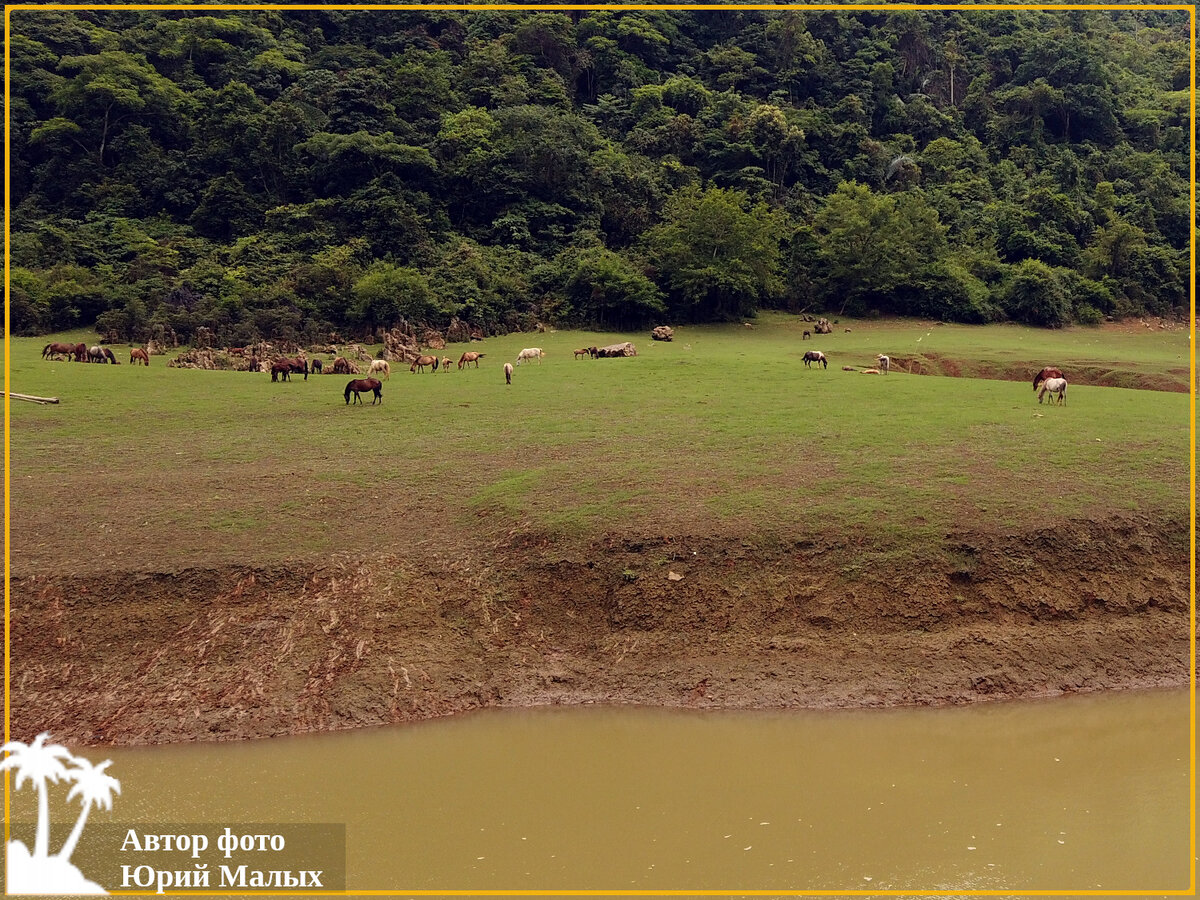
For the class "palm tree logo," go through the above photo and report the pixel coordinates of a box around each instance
[2,731,120,894]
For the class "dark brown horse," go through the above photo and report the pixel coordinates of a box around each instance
[411,355,438,373]
[42,342,76,360]
[274,356,308,381]
[310,358,323,374]
[1033,367,1064,390]
[270,361,295,381]
[458,351,485,369]
[130,348,150,366]
[344,377,382,405]
[102,347,119,364]
[73,343,87,362]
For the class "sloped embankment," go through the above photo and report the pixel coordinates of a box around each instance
[11,514,1191,746]
[889,353,1190,392]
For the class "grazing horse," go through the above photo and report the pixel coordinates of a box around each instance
[310,358,323,374]
[368,359,391,380]
[130,347,151,366]
[270,361,294,382]
[876,354,890,374]
[802,330,811,340]
[87,345,106,363]
[504,362,513,384]
[102,347,118,364]
[440,357,453,371]
[803,350,828,369]
[275,356,308,381]
[516,347,544,365]
[411,355,438,373]
[72,343,87,362]
[344,377,383,405]
[1033,367,1064,391]
[458,351,485,369]
[42,342,77,361]
[1038,377,1067,405]
[332,357,352,375]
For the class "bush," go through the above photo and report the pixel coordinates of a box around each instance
[894,263,999,324]
[1001,260,1071,328]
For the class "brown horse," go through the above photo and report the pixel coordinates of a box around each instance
[130,348,150,366]
[102,347,119,364]
[1033,367,1064,390]
[458,352,485,369]
[73,343,87,362]
[573,348,590,359]
[344,377,382,405]
[310,358,323,374]
[270,362,293,382]
[275,356,308,381]
[42,342,76,360]
[441,357,452,371]
[411,355,438,373]
[331,357,353,375]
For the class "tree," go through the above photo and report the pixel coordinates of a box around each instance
[1002,259,1071,327]
[563,246,664,329]
[351,263,439,329]
[36,51,184,168]
[645,184,783,321]
[810,181,946,315]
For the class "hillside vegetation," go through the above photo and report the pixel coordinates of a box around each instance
[8,9,1191,345]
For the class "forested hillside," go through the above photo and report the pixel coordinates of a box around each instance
[7,8,1191,344]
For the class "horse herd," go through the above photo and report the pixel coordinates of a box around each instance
[42,342,140,365]
[42,339,1070,408]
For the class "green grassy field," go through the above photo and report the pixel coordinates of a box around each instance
[7,315,1191,576]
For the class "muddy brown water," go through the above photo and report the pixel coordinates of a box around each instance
[20,689,1191,893]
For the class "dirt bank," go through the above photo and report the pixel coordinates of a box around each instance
[11,514,1191,746]
[889,352,1191,392]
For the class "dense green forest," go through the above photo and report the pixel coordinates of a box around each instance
[7,8,1191,344]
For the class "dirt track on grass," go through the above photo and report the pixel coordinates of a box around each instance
[11,513,1191,747]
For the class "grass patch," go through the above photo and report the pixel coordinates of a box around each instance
[8,317,1190,575]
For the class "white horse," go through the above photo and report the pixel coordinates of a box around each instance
[1038,376,1067,405]
[516,348,544,365]
[876,354,890,374]
[504,362,514,384]
[368,359,390,380]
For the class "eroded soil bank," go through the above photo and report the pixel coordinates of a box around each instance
[11,514,1191,746]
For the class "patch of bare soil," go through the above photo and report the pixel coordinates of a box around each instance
[11,515,1190,746]
[892,353,1190,392]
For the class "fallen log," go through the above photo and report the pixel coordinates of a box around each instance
[3,392,60,405]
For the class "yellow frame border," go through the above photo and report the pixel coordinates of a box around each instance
[3,2,1195,896]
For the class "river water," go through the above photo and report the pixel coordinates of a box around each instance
[33,689,1193,893]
